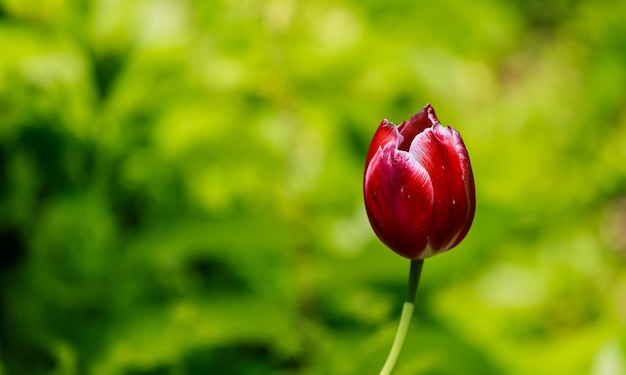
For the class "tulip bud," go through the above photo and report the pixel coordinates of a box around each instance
[364,104,475,259]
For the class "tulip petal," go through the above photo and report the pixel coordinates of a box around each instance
[364,142,434,259]
[448,130,476,249]
[409,123,474,253]
[365,119,402,167]
[397,104,434,151]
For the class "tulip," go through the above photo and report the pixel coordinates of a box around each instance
[364,104,475,260]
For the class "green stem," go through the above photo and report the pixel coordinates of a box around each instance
[379,259,424,375]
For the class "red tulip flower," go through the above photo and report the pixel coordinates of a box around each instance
[364,104,475,260]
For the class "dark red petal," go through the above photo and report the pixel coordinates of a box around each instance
[365,119,401,167]
[446,130,476,249]
[364,143,434,259]
[397,104,436,151]
[409,124,474,253]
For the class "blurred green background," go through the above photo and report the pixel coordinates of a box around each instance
[1,0,626,374]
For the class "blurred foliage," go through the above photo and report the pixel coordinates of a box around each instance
[1,0,626,374]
